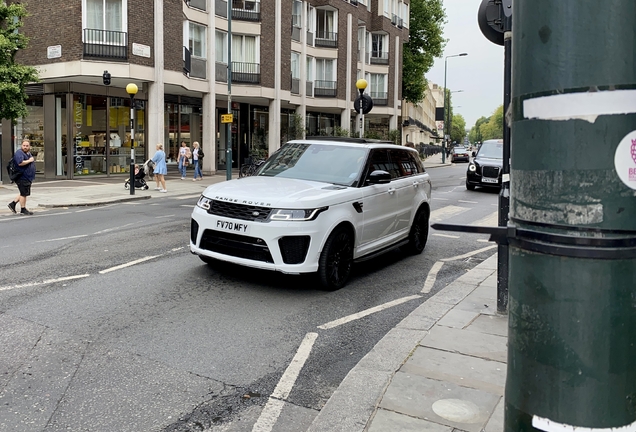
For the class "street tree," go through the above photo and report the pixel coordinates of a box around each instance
[450,113,466,143]
[480,105,504,140]
[0,2,38,121]
[402,0,446,104]
[468,116,488,143]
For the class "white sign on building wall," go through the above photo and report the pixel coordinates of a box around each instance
[132,43,151,58]
[47,45,62,59]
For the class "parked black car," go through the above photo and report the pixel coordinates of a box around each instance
[466,139,503,190]
[450,146,470,163]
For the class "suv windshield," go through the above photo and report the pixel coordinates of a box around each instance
[477,142,503,159]
[257,143,368,187]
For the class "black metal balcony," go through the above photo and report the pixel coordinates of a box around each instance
[232,62,260,84]
[232,0,261,22]
[315,31,338,48]
[370,51,389,65]
[391,14,398,25]
[371,91,388,106]
[350,0,358,5]
[83,29,127,60]
[314,80,337,97]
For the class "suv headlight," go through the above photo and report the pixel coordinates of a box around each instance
[269,207,328,221]
[468,163,477,172]
[197,195,212,210]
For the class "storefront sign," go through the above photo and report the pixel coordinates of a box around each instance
[221,114,233,123]
[47,45,61,59]
[132,43,151,58]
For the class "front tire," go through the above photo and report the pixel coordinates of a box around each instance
[318,226,354,291]
[466,182,476,191]
[403,206,429,255]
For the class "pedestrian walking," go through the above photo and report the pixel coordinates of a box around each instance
[192,141,203,181]
[8,139,36,215]
[178,141,191,180]
[151,143,168,193]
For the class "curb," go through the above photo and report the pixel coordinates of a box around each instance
[38,195,151,208]
[306,254,498,432]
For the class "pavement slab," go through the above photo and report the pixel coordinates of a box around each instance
[419,325,507,363]
[368,408,453,432]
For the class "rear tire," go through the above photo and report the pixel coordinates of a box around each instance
[318,226,354,291]
[403,206,429,255]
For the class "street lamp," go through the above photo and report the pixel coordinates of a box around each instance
[356,78,368,138]
[442,52,468,162]
[126,83,138,196]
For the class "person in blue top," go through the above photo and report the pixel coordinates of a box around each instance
[8,139,36,215]
[151,143,168,192]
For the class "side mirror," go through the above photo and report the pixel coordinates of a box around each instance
[368,170,391,184]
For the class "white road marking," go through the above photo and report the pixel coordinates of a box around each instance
[422,261,444,293]
[75,204,116,212]
[458,200,478,204]
[0,211,72,222]
[252,332,318,432]
[98,255,161,274]
[94,222,136,234]
[433,233,460,239]
[0,274,90,292]
[459,176,466,180]
[432,197,449,201]
[473,211,499,227]
[175,194,202,200]
[533,415,636,432]
[318,295,422,330]
[477,239,492,243]
[441,245,498,262]
[430,205,470,222]
[155,214,175,218]
[180,205,194,208]
[36,234,88,243]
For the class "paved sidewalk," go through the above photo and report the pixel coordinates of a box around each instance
[307,254,506,432]
[422,151,453,169]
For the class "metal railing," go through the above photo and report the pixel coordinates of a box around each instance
[314,80,337,97]
[371,91,388,105]
[186,0,207,11]
[398,17,403,28]
[216,0,227,17]
[306,81,313,97]
[83,29,127,60]
[370,50,389,65]
[292,26,301,42]
[191,57,207,79]
[349,0,358,5]
[291,78,300,94]
[292,14,301,28]
[215,62,228,82]
[306,31,314,46]
[315,31,338,48]
[183,46,191,75]
[391,14,398,25]
[232,0,260,21]
[232,61,260,83]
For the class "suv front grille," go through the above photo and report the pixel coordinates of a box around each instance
[482,166,500,178]
[207,200,272,222]
[199,229,273,263]
[279,236,310,264]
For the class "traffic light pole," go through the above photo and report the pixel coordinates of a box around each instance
[506,1,636,429]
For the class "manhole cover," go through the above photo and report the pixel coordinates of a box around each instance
[432,398,481,423]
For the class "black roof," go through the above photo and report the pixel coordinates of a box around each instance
[303,136,395,144]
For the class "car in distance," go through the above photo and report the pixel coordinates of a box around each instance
[451,146,470,163]
[190,137,432,290]
[466,139,504,190]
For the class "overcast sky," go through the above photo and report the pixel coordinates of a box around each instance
[426,0,504,128]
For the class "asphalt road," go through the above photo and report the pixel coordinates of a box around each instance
[0,162,500,432]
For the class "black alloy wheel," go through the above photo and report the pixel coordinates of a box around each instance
[403,206,429,255]
[318,226,354,291]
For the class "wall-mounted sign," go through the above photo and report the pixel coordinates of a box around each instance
[221,114,234,123]
[132,43,151,58]
[47,45,62,59]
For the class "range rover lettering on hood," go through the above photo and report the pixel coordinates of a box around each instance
[215,196,272,207]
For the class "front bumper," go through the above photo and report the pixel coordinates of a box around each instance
[466,170,502,188]
[190,205,325,274]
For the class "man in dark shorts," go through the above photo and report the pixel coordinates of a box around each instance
[8,139,36,216]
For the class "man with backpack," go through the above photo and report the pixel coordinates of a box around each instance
[8,139,36,216]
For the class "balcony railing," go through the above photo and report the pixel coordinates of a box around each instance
[232,61,260,84]
[186,0,207,11]
[371,91,388,106]
[314,80,337,97]
[307,31,314,46]
[216,0,227,17]
[291,77,300,95]
[292,25,301,42]
[216,62,228,81]
[306,81,313,97]
[83,29,127,60]
[183,46,191,75]
[370,51,389,65]
[292,14,301,28]
[191,57,207,79]
[349,0,358,5]
[398,17,403,28]
[315,31,338,48]
[232,0,261,22]
[391,14,398,25]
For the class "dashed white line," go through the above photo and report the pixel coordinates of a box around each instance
[422,261,444,293]
[432,197,449,201]
[317,295,421,330]
[94,222,136,234]
[36,234,88,243]
[441,245,497,262]
[252,333,318,432]
[75,204,116,212]
[458,200,478,204]
[155,214,175,219]
[0,274,90,292]
[476,239,492,243]
[99,255,161,274]
[433,233,460,239]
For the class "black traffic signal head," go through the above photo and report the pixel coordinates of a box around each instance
[102,70,111,86]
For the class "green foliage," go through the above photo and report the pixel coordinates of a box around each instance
[0,2,39,121]
[364,130,383,140]
[333,126,350,137]
[479,105,504,141]
[450,113,466,143]
[402,0,446,104]
[468,116,488,143]
[388,129,401,146]
[289,113,305,139]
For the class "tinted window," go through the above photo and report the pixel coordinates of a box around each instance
[477,141,503,159]
[364,149,400,182]
[391,149,420,177]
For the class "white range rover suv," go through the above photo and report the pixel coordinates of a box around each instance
[190,138,432,290]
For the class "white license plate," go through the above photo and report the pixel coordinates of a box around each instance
[215,219,251,234]
[482,177,498,183]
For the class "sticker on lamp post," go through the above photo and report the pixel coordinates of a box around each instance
[614,130,636,190]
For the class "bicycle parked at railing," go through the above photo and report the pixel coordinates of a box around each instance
[239,158,266,177]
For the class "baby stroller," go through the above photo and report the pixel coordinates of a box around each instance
[124,165,150,190]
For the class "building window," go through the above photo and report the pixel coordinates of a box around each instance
[316,9,335,37]
[292,0,302,28]
[291,52,300,79]
[216,30,228,63]
[316,58,334,82]
[369,73,388,105]
[232,34,258,64]
[187,22,207,58]
[82,0,127,44]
